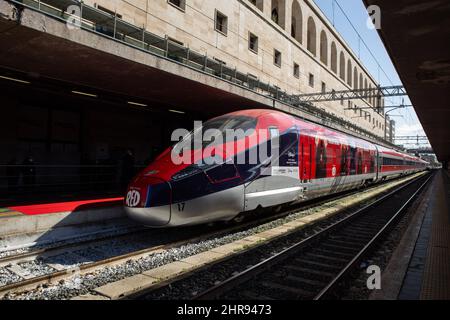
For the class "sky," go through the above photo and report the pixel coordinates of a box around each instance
[313,0,431,149]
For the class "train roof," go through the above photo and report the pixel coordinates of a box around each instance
[219,109,428,163]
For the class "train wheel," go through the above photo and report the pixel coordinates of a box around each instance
[232,214,246,224]
[273,205,283,213]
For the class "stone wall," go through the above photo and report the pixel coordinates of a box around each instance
[82,0,386,137]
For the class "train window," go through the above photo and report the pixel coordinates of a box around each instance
[205,160,240,184]
[269,127,280,139]
[382,157,405,166]
[175,116,258,150]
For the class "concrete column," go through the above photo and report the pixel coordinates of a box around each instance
[285,0,292,37]
[263,0,272,18]
[278,0,286,30]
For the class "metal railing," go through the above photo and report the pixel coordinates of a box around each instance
[8,0,394,146]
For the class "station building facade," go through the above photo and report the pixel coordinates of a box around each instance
[0,0,392,202]
[84,0,387,137]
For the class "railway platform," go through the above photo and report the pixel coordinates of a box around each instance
[371,170,450,300]
[0,197,131,252]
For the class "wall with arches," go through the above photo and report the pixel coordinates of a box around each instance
[84,0,386,136]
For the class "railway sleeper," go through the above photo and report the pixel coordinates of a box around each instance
[304,252,349,264]
[260,281,314,299]
[321,242,361,253]
[313,248,355,259]
[340,226,379,236]
[326,238,366,248]
[265,276,325,294]
[283,265,335,279]
[329,233,372,242]
[293,258,344,272]
[285,275,329,290]
[237,290,276,301]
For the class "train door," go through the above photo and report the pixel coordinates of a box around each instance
[300,135,312,182]
[374,146,380,181]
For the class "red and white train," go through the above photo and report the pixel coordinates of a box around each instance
[125,109,428,227]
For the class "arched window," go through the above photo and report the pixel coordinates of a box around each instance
[291,0,302,43]
[272,0,286,29]
[359,74,363,95]
[374,86,379,109]
[272,7,279,24]
[364,79,368,101]
[250,0,264,12]
[320,30,328,65]
[331,42,337,73]
[354,67,358,90]
[347,59,352,86]
[307,17,317,56]
[339,51,345,81]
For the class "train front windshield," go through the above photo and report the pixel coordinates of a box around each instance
[175,115,257,150]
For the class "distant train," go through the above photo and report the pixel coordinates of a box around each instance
[125,109,428,227]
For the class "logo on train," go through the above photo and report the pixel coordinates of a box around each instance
[126,190,141,207]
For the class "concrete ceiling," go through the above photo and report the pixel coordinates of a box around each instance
[363,0,450,161]
[0,16,264,118]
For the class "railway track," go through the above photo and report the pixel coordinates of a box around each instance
[191,173,433,300]
[0,173,426,299]
[0,196,348,297]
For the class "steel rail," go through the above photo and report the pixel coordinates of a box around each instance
[0,173,400,269]
[314,173,433,300]
[0,181,381,298]
[0,173,426,298]
[193,173,432,300]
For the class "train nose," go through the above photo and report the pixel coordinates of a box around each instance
[124,178,172,227]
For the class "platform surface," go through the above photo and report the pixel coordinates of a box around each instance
[0,197,124,217]
[399,170,450,300]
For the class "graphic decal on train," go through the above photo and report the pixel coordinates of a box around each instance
[124,109,428,227]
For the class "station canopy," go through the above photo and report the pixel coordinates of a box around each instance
[364,0,450,161]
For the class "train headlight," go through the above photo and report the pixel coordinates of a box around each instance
[171,166,202,181]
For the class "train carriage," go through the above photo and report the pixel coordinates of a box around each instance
[125,109,428,227]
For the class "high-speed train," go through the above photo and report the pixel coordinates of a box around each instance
[125,109,428,227]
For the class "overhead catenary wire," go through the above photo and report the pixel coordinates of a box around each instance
[331,0,395,87]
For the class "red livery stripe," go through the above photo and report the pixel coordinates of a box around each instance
[9,197,124,216]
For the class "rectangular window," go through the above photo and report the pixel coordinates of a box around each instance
[293,63,300,78]
[213,57,226,65]
[321,82,326,93]
[168,0,185,11]
[249,0,264,11]
[248,32,258,53]
[96,5,122,18]
[168,37,183,46]
[309,73,314,87]
[215,10,228,36]
[274,50,282,67]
